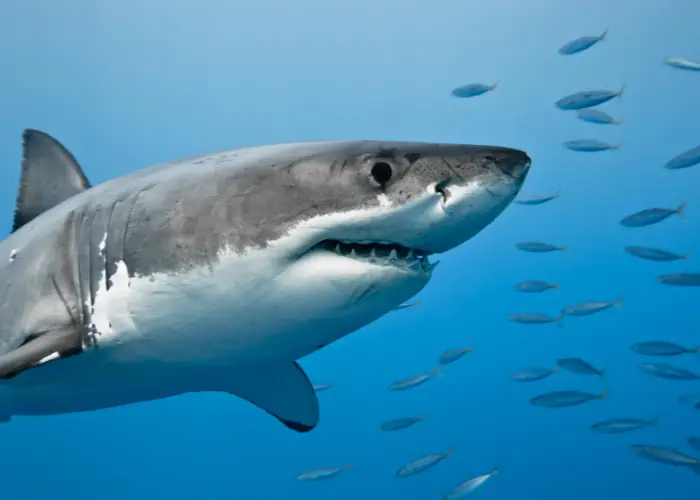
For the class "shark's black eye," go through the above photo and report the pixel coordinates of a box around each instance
[371,162,393,185]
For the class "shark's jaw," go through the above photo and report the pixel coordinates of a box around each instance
[308,239,437,275]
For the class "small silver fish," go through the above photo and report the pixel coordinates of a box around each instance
[297,462,355,481]
[689,437,700,451]
[508,313,563,326]
[639,363,700,380]
[679,392,700,406]
[438,347,473,365]
[515,242,568,253]
[514,192,560,205]
[624,246,689,262]
[313,382,338,392]
[388,366,440,391]
[395,448,454,478]
[564,139,620,152]
[451,82,497,98]
[629,445,700,473]
[657,273,700,287]
[630,341,699,356]
[530,389,607,408]
[664,57,700,71]
[513,280,559,293]
[380,414,426,432]
[511,366,558,382]
[620,203,686,227]
[558,30,607,55]
[590,417,657,434]
[444,467,499,499]
[393,300,421,311]
[666,145,700,170]
[555,87,624,110]
[561,298,622,317]
[577,109,621,125]
[556,357,604,377]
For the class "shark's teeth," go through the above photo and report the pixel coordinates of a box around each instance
[314,240,434,273]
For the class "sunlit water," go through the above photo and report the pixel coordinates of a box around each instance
[1,1,699,499]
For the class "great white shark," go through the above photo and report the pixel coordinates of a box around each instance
[0,129,530,431]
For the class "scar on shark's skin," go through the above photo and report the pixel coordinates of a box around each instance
[0,129,529,430]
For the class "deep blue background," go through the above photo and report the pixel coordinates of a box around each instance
[1,0,699,498]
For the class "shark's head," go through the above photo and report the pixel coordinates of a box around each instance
[107,139,530,362]
[209,140,531,355]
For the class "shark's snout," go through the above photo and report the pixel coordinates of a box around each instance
[382,143,532,255]
[489,147,531,180]
[450,144,531,181]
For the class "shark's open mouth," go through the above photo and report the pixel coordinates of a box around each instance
[312,240,436,273]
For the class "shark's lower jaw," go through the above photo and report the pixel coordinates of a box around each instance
[311,240,437,274]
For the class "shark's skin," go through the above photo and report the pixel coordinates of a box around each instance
[0,129,530,430]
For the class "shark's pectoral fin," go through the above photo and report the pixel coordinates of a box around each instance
[0,326,85,379]
[222,361,320,433]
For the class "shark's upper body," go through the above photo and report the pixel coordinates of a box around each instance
[0,129,530,431]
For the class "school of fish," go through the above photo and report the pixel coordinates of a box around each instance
[297,29,700,496]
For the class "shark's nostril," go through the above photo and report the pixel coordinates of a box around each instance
[434,179,452,202]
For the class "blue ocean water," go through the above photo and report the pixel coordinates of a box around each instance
[1,0,699,498]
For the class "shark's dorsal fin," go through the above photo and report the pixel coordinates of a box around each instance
[12,129,91,233]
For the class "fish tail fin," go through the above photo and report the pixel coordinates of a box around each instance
[445,447,456,456]
[420,413,428,420]
[649,416,659,426]
[618,84,626,98]
[599,388,610,399]
[559,245,569,252]
[466,344,474,353]
[552,365,560,374]
[491,81,499,90]
[555,316,565,329]
[676,201,687,215]
[491,466,499,475]
[599,29,608,41]
[683,251,691,261]
[614,120,623,125]
[613,143,622,150]
[345,462,356,470]
[613,296,623,308]
[434,365,441,376]
[551,281,560,290]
